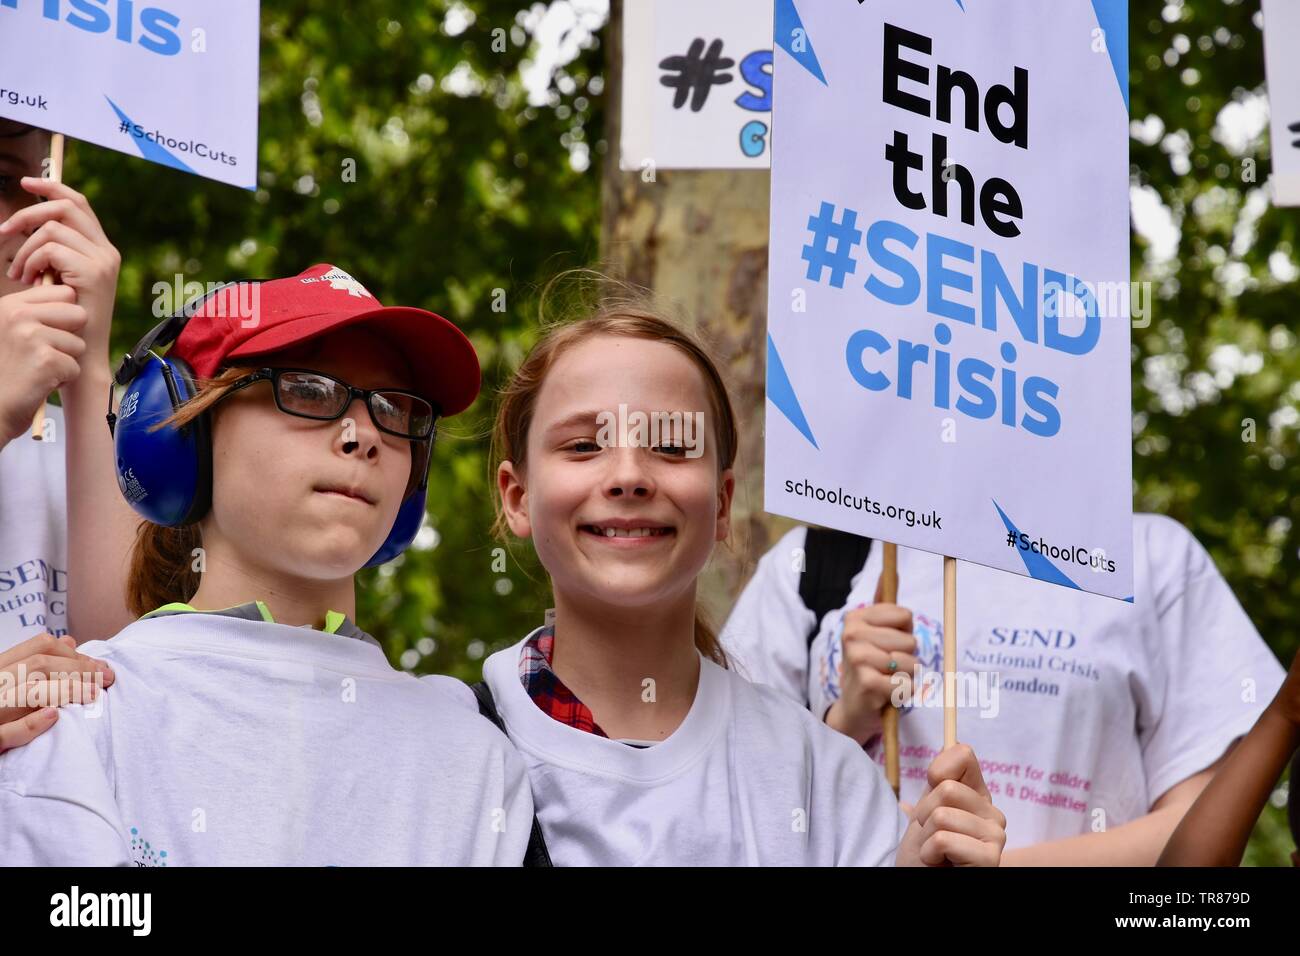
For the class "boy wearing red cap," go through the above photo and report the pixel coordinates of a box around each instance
[0,265,535,865]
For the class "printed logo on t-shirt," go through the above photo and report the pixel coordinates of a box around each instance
[0,557,68,640]
[819,611,944,716]
[906,613,944,713]
[966,626,1104,691]
[129,827,169,867]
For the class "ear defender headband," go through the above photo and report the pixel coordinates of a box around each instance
[107,288,434,569]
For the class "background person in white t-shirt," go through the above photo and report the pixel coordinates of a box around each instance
[485,295,1006,866]
[0,267,533,865]
[0,119,136,650]
[720,521,1287,865]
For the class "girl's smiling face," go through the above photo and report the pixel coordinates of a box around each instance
[499,334,735,611]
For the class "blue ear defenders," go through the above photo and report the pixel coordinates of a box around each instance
[107,291,433,568]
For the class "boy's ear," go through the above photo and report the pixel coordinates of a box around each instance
[497,460,532,539]
[715,468,735,542]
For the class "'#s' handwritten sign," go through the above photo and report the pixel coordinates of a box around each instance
[1262,0,1300,206]
[620,0,773,170]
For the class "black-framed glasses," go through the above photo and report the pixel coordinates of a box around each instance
[218,367,438,440]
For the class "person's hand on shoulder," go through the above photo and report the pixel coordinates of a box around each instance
[0,633,115,753]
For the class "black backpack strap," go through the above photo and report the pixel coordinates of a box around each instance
[470,680,553,868]
[798,526,874,648]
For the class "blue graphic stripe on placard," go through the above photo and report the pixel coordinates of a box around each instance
[767,334,818,449]
[992,500,1083,590]
[1090,0,1129,111]
[775,0,827,85]
[105,97,197,174]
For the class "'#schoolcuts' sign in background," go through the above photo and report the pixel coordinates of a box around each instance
[1262,0,1300,206]
[765,0,1134,601]
[620,0,774,170]
[0,0,260,190]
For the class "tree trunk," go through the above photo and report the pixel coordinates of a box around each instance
[600,0,795,626]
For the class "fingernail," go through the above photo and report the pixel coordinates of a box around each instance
[0,220,9,233]
[39,707,57,720]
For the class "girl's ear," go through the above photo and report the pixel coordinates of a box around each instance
[497,460,533,539]
[715,468,736,542]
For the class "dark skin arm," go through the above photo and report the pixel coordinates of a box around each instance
[1157,649,1300,867]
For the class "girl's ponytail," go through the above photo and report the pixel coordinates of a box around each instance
[125,523,201,617]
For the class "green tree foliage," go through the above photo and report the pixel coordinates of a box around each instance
[1129,0,1297,866]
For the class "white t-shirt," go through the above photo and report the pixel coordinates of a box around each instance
[482,631,908,866]
[0,405,68,650]
[721,514,1286,849]
[0,613,534,866]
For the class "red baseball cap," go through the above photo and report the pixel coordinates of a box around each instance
[172,264,480,416]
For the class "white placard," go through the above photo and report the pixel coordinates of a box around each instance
[1263,0,1300,206]
[765,0,1134,601]
[0,0,260,189]
[620,0,773,170]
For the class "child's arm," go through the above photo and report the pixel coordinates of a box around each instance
[1157,650,1300,866]
[2,177,138,642]
[1000,759,1220,866]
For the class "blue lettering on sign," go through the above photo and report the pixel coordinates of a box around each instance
[735,50,772,112]
[739,120,768,158]
[0,0,182,56]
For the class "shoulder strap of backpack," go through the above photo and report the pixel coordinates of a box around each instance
[470,680,554,868]
[798,526,874,648]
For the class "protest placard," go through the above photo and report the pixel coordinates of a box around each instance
[1262,0,1300,206]
[0,0,260,190]
[766,0,1134,603]
[620,0,773,170]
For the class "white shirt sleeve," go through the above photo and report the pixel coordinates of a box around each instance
[415,674,537,866]
[720,526,816,704]
[0,705,132,866]
[493,744,537,866]
[815,724,910,866]
[1133,515,1287,804]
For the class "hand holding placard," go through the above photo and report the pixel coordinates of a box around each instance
[824,557,917,758]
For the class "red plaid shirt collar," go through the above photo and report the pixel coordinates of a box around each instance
[518,625,608,738]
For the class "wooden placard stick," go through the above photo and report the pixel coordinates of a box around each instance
[29,131,65,441]
[943,555,957,749]
[879,541,901,796]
